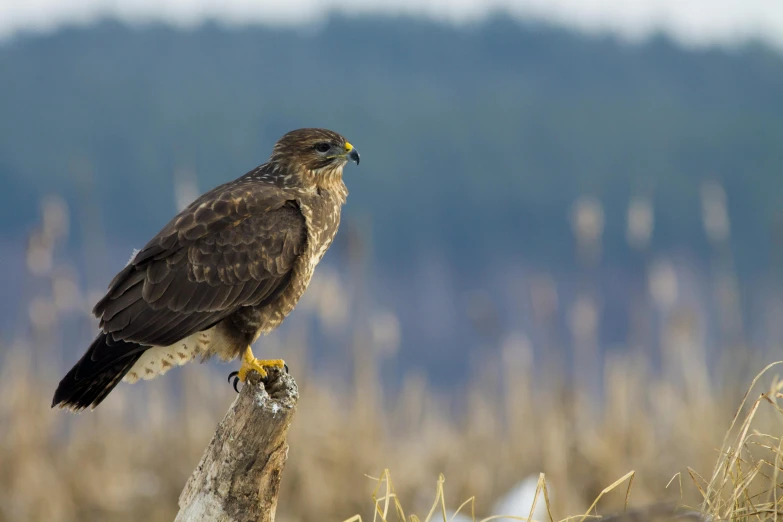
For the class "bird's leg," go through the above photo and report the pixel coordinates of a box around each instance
[227,347,287,392]
[237,346,285,381]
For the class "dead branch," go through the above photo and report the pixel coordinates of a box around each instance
[175,367,298,522]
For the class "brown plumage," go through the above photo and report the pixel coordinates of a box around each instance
[53,128,360,411]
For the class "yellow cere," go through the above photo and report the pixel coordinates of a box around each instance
[344,142,354,152]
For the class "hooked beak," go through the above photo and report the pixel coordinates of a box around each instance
[344,142,360,165]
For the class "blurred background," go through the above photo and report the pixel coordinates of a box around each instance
[1,1,782,521]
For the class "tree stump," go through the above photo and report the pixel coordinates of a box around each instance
[175,367,299,522]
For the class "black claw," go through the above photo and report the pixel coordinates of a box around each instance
[228,371,241,393]
[284,363,289,374]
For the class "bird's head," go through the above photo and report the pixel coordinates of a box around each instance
[269,128,360,175]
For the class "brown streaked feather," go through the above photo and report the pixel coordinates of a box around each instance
[218,282,248,310]
[198,282,235,311]
[111,268,146,297]
[114,306,170,340]
[167,278,200,312]
[92,175,307,349]
[186,277,230,311]
[143,313,218,348]
[119,311,196,346]
[141,271,175,303]
[233,278,265,305]
[100,284,144,321]
[105,299,149,331]
[146,261,171,284]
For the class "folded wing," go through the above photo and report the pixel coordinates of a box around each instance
[93,180,307,349]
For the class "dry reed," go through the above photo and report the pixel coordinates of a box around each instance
[1,187,780,521]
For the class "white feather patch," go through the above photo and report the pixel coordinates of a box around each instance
[125,248,141,267]
[124,329,213,383]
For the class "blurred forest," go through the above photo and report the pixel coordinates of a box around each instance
[1,15,783,382]
[2,13,783,522]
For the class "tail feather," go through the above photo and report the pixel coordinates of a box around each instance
[52,334,147,411]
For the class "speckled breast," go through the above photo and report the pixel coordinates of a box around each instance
[255,189,343,336]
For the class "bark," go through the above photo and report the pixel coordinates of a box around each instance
[175,367,298,522]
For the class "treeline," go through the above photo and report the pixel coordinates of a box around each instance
[1,16,781,272]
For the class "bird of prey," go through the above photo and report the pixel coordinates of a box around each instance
[52,128,360,411]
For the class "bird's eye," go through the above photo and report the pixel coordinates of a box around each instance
[314,143,331,153]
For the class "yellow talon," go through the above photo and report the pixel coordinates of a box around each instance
[236,347,285,382]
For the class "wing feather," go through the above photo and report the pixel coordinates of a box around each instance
[121,311,194,346]
[167,276,201,312]
[105,299,149,331]
[197,283,234,312]
[115,306,170,340]
[106,267,145,300]
[100,284,144,321]
[93,177,307,348]
[142,271,176,304]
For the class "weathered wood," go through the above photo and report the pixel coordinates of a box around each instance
[175,367,298,522]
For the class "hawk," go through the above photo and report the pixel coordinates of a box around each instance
[52,128,360,411]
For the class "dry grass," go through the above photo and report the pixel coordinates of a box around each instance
[2,191,781,521]
[1,336,781,521]
[697,362,783,520]
[345,363,783,522]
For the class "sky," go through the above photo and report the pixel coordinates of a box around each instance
[0,0,782,50]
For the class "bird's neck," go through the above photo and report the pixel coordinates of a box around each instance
[301,166,348,204]
[252,162,348,204]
